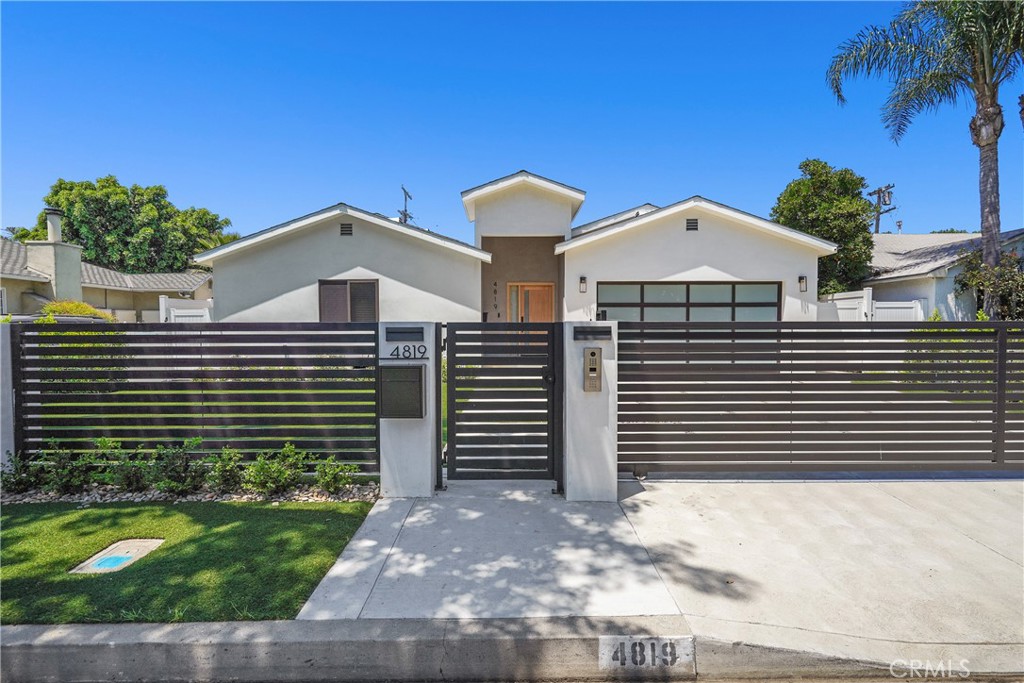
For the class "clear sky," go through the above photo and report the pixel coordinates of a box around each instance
[2,1,1021,246]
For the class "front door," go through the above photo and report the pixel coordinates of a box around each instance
[508,283,555,323]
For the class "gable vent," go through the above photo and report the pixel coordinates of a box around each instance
[685,218,699,231]
[340,223,354,236]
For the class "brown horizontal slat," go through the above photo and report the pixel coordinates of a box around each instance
[19,402,375,416]
[617,441,993,453]
[20,333,376,346]
[25,415,376,427]
[618,429,992,442]
[619,421,995,434]
[455,378,548,389]
[25,425,377,440]
[619,412,998,426]
[451,389,549,400]
[453,423,550,434]
[617,382,997,393]
[19,321,379,334]
[27,379,377,394]
[27,343,376,358]
[21,368,376,381]
[27,391,377,405]
[454,457,549,470]
[618,392,996,403]
[455,434,549,446]
[618,461,1020,473]
[619,351,996,363]
[454,445,549,458]
[452,366,548,378]
[20,356,375,369]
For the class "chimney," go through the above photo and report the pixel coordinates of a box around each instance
[27,208,82,302]
[44,207,63,242]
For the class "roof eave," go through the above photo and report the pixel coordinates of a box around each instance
[461,174,586,222]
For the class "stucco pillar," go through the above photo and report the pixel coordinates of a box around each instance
[562,321,618,502]
[378,322,437,498]
[1,324,14,467]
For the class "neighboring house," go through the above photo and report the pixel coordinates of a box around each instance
[857,229,1024,321]
[0,209,211,322]
[196,170,837,323]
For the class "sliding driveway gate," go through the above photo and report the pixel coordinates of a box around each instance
[11,322,380,469]
[618,321,1023,473]
[445,323,563,482]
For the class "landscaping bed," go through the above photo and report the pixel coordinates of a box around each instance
[0,500,373,624]
[1,481,379,506]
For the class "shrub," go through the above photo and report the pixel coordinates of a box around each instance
[150,438,205,494]
[95,439,150,492]
[207,447,243,493]
[38,300,117,322]
[241,443,306,496]
[1,451,46,493]
[43,442,95,494]
[315,457,360,494]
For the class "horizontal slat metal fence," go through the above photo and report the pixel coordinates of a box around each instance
[446,323,560,480]
[11,322,379,468]
[618,321,1023,473]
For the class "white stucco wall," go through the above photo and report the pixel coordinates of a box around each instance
[474,185,574,245]
[562,208,823,321]
[210,215,482,322]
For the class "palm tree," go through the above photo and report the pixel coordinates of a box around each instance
[197,230,241,252]
[827,1,1023,317]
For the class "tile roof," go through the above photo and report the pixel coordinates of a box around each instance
[1,239,210,292]
[866,229,1024,281]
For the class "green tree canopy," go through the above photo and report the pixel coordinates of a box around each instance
[770,159,875,296]
[8,176,232,273]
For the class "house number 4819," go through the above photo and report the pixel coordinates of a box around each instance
[388,344,428,359]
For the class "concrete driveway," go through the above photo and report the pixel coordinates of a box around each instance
[300,475,1023,674]
[620,476,1024,673]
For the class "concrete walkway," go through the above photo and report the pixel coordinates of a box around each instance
[299,480,678,619]
[299,475,1024,674]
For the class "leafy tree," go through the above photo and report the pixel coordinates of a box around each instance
[954,247,1024,320]
[10,176,231,273]
[827,0,1024,317]
[197,228,242,252]
[931,228,972,234]
[770,159,875,296]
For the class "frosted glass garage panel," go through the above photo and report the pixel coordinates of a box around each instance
[601,307,641,321]
[689,284,732,303]
[597,284,641,303]
[736,283,780,303]
[735,306,779,322]
[644,307,687,322]
[644,283,687,303]
[689,307,732,322]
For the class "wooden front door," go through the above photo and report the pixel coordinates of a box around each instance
[508,283,555,322]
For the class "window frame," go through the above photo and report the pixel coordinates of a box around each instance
[596,281,782,322]
[318,279,379,323]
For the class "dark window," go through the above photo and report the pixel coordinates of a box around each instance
[596,281,782,322]
[319,280,378,322]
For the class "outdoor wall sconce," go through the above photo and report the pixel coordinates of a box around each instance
[798,275,808,293]
[579,276,588,294]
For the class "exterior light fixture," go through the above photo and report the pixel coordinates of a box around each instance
[798,275,808,293]
[579,276,587,294]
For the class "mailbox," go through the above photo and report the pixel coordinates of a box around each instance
[380,365,425,418]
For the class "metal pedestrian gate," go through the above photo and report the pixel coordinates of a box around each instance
[445,323,563,483]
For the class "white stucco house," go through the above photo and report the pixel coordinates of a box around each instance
[824,229,1024,321]
[196,170,838,323]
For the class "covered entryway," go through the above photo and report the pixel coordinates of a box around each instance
[445,323,563,484]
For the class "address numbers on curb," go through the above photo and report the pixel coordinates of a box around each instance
[598,636,695,671]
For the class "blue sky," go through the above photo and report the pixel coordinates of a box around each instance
[2,1,1021,246]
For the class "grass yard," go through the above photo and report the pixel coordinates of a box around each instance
[0,501,372,624]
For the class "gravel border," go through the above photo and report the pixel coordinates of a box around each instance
[1,482,380,506]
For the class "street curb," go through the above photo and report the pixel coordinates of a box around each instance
[2,618,1020,682]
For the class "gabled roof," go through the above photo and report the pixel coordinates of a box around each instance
[865,228,1024,282]
[461,170,586,222]
[0,239,210,292]
[571,203,660,237]
[554,196,837,256]
[193,202,491,264]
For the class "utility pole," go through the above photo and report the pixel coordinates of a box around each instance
[867,184,896,233]
[398,185,413,225]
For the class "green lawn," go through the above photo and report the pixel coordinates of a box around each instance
[0,501,372,624]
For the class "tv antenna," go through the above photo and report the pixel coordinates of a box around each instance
[398,185,414,224]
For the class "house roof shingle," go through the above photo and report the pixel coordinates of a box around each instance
[1,239,210,292]
[866,229,1024,282]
